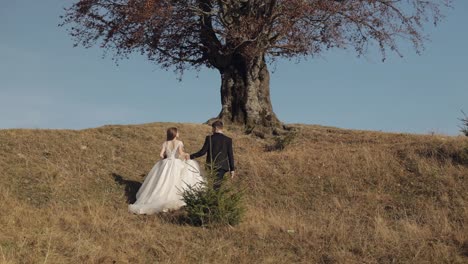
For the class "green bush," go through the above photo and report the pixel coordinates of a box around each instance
[181,165,244,227]
[267,131,297,151]
[459,110,468,136]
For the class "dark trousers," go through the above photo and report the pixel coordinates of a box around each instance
[214,169,228,190]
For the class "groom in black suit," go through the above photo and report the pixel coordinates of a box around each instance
[190,120,235,189]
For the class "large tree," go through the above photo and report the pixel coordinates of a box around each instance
[61,0,450,129]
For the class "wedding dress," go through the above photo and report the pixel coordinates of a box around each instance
[128,140,203,214]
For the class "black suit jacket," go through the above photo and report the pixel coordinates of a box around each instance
[190,133,235,171]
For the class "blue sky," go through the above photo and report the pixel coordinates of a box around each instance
[1,0,467,135]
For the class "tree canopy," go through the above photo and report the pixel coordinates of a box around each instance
[62,0,451,73]
[62,0,451,129]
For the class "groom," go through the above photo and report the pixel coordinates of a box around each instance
[190,120,235,189]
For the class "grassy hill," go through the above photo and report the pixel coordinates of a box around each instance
[0,123,467,263]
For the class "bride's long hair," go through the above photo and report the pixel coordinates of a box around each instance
[166,127,178,141]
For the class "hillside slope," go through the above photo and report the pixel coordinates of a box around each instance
[0,123,467,263]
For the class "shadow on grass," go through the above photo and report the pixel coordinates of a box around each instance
[157,208,193,225]
[112,173,142,204]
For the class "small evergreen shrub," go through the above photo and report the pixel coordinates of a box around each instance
[459,110,468,136]
[267,131,297,151]
[181,164,244,227]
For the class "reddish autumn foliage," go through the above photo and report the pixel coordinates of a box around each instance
[61,0,450,71]
[61,0,451,128]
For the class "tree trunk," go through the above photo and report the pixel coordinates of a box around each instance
[215,54,281,130]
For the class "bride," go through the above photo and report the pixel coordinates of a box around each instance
[128,127,203,214]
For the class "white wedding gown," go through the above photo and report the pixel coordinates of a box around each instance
[128,140,204,214]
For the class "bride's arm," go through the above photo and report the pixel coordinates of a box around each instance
[159,142,166,159]
[178,142,189,160]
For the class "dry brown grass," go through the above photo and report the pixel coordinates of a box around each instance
[0,122,467,263]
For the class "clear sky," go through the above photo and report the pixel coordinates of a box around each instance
[1,0,467,135]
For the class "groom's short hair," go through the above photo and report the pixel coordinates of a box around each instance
[212,120,224,129]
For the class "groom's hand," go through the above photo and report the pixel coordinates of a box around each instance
[230,171,236,179]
